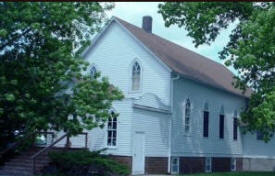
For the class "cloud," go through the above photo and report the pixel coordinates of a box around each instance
[106,2,238,74]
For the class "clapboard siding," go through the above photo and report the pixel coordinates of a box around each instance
[133,108,170,157]
[84,21,171,105]
[242,133,275,158]
[172,77,246,157]
[82,21,171,156]
[88,100,133,156]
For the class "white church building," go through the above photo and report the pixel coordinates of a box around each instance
[79,16,275,175]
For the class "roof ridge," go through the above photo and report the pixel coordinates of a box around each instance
[114,16,230,72]
[113,16,250,98]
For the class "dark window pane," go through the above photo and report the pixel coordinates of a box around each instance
[113,122,117,130]
[112,131,116,138]
[219,115,224,139]
[233,118,238,140]
[203,111,209,137]
[108,122,112,129]
[112,138,116,146]
[107,138,111,145]
[108,131,112,138]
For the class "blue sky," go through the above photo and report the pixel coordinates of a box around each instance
[106,2,237,73]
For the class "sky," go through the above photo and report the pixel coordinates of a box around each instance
[105,2,237,73]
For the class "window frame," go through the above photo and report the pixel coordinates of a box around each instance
[89,64,97,79]
[205,157,212,173]
[131,61,141,92]
[171,157,180,174]
[231,158,237,171]
[219,114,225,139]
[184,98,191,133]
[203,102,209,138]
[107,111,117,148]
[233,117,238,141]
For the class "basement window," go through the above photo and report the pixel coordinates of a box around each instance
[171,157,179,174]
[205,157,212,173]
[231,158,237,171]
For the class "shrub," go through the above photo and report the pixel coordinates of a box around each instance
[44,149,130,176]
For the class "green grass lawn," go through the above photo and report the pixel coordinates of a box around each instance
[184,172,275,176]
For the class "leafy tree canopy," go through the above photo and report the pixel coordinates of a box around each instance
[0,2,123,148]
[158,2,275,141]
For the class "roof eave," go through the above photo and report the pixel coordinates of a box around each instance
[81,17,116,58]
[173,71,250,99]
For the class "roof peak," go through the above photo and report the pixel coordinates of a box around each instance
[113,16,250,98]
[114,16,227,69]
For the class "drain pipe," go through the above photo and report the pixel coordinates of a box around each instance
[168,73,180,173]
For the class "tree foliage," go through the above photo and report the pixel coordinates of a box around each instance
[159,2,275,141]
[0,2,123,148]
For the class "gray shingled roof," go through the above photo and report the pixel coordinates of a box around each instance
[115,17,250,98]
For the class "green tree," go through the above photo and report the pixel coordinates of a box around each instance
[158,2,275,141]
[0,2,123,149]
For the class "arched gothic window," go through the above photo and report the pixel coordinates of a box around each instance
[185,99,191,133]
[131,61,141,91]
[90,65,97,78]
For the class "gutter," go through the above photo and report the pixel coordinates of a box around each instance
[168,73,180,173]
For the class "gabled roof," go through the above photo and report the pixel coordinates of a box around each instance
[82,16,250,98]
[114,17,250,98]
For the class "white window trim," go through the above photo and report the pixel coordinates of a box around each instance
[171,157,179,174]
[88,64,98,78]
[184,98,191,134]
[203,102,210,138]
[106,110,118,148]
[205,157,212,173]
[128,58,143,94]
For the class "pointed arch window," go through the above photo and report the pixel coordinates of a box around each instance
[131,61,141,91]
[90,65,97,78]
[184,99,191,133]
[203,102,209,137]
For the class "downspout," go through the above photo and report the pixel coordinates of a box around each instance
[168,73,180,173]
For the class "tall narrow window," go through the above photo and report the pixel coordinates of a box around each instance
[107,111,117,147]
[233,111,238,141]
[90,65,97,78]
[203,103,209,138]
[132,61,141,91]
[219,106,225,139]
[185,99,191,133]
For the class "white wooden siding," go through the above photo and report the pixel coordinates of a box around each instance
[171,77,246,157]
[82,21,171,156]
[84,21,171,105]
[243,133,275,158]
[132,108,171,157]
[89,100,133,156]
